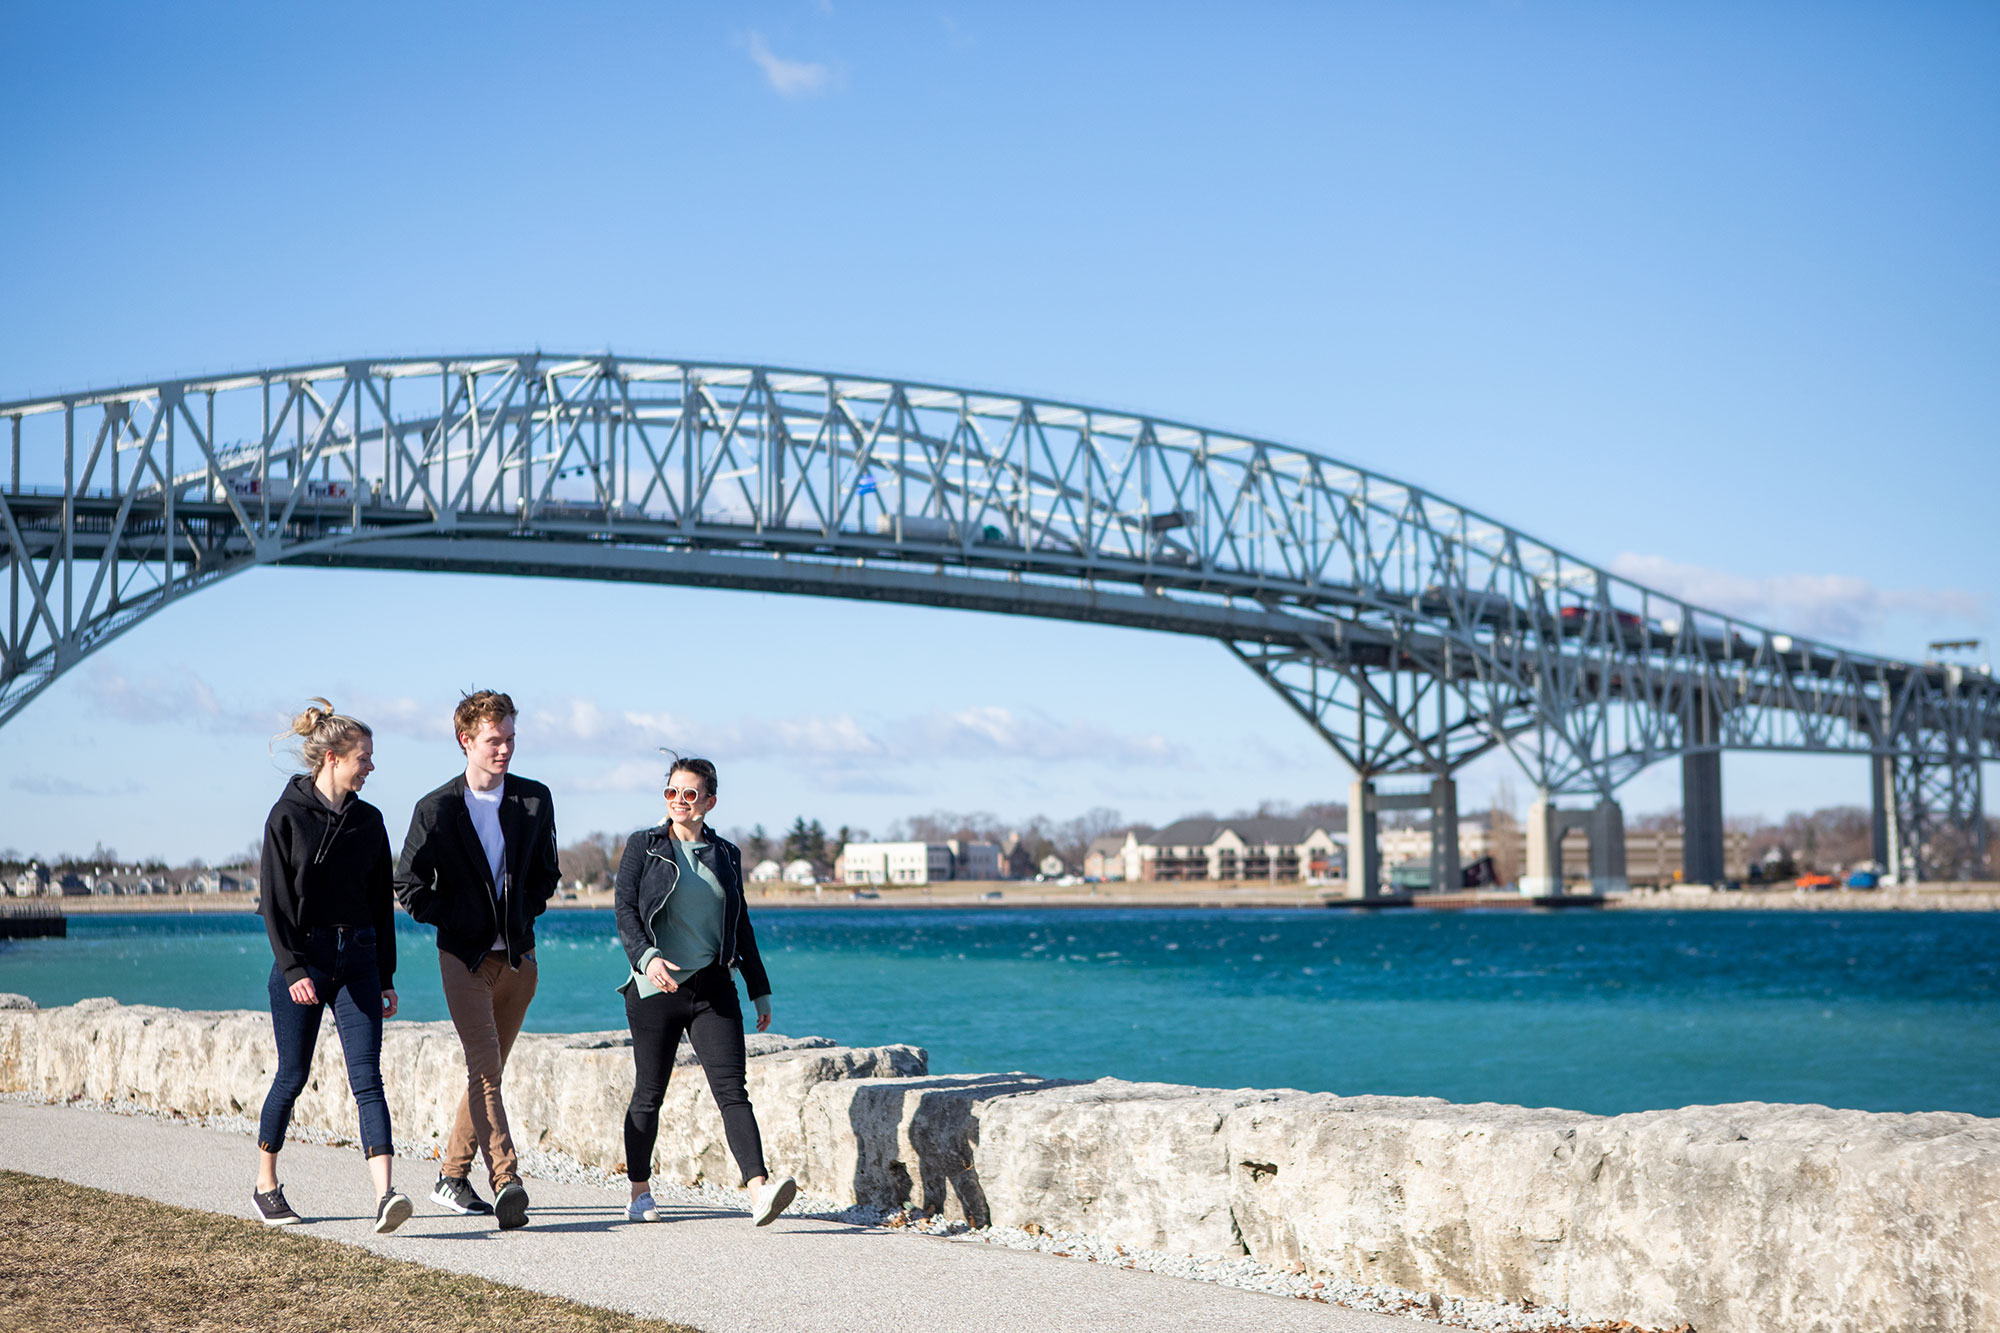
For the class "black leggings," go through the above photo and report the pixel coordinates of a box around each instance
[623,965,767,1187]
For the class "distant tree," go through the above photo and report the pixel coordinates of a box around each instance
[559,831,624,889]
[781,817,817,867]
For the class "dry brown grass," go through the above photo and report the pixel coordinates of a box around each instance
[0,1170,703,1333]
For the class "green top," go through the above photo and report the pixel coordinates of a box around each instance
[619,830,771,1019]
[640,837,725,987]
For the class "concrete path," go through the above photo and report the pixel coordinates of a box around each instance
[1,1102,1423,1333]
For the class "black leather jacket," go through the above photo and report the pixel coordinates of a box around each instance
[614,825,771,1000]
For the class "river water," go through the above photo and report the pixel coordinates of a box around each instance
[4,907,1996,1117]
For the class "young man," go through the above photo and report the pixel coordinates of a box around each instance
[394,690,560,1231]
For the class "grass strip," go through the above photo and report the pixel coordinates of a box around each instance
[0,1170,703,1333]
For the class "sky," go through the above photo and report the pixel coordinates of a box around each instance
[2,1,1995,864]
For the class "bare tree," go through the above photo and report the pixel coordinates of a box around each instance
[558,831,625,889]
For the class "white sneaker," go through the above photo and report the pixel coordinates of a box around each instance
[752,1176,796,1227]
[627,1191,660,1222]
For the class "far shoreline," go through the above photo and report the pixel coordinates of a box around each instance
[22,878,2000,915]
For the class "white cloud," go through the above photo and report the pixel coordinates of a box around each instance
[72,671,1180,777]
[11,774,141,797]
[80,668,446,744]
[83,667,284,734]
[744,31,833,97]
[1609,553,1985,647]
[532,697,1176,770]
[916,706,1181,765]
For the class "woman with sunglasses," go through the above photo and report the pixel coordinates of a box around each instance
[613,756,796,1227]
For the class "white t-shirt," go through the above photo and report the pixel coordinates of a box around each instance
[464,783,507,952]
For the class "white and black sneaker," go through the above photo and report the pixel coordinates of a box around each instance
[374,1188,413,1234]
[752,1176,797,1227]
[494,1181,530,1231]
[431,1174,493,1216]
[253,1185,302,1226]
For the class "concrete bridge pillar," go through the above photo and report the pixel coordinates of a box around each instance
[1681,751,1725,884]
[1522,794,1559,896]
[1346,777,1381,899]
[1870,753,1895,878]
[1428,775,1460,895]
[1590,799,1628,895]
[1523,795,1623,895]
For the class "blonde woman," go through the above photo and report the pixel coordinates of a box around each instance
[252,699,411,1233]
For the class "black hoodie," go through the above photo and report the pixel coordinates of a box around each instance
[258,774,397,987]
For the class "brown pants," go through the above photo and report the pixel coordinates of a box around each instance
[438,949,538,1188]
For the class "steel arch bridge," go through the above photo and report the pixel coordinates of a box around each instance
[2,354,1992,883]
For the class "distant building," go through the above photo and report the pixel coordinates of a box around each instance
[782,858,818,885]
[1128,818,1342,883]
[997,833,1038,881]
[1378,818,1748,888]
[749,859,784,883]
[1083,828,1155,881]
[838,840,1001,886]
[11,864,50,897]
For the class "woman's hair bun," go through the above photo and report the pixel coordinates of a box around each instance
[291,697,337,737]
[280,698,372,774]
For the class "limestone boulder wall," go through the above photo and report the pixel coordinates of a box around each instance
[0,999,925,1181]
[974,1079,1286,1253]
[6,999,1997,1333]
[1224,1093,2000,1333]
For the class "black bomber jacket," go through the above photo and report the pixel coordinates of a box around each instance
[393,773,560,972]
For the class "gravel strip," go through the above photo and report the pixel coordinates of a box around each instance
[1,1091,1651,1332]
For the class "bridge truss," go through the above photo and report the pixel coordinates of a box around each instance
[2,355,1992,880]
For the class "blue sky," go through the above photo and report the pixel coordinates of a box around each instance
[2,1,1995,863]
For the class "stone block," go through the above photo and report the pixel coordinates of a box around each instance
[975,1078,1285,1253]
[1223,1093,2000,1333]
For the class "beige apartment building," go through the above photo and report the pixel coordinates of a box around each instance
[1087,819,1342,883]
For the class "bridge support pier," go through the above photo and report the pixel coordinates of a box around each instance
[1427,776,1460,897]
[1345,777,1458,897]
[1590,799,1628,895]
[1870,753,1894,877]
[1522,794,1626,896]
[1346,778,1381,899]
[1681,749,1726,885]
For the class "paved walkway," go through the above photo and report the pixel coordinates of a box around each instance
[1,1102,1422,1333]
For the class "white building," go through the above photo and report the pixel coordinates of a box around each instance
[782,859,818,885]
[11,864,50,897]
[838,840,1001,885]
[749,859,783,883]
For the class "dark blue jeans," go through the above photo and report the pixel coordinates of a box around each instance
[258,926,392,1157]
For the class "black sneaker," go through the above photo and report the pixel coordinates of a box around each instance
[494,1181,529,1231]
[430,1174,493,1216]
[253,1186,302,1226]
[375,1188,413,1235]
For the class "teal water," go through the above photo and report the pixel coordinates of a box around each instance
[4,908,1996,1117]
